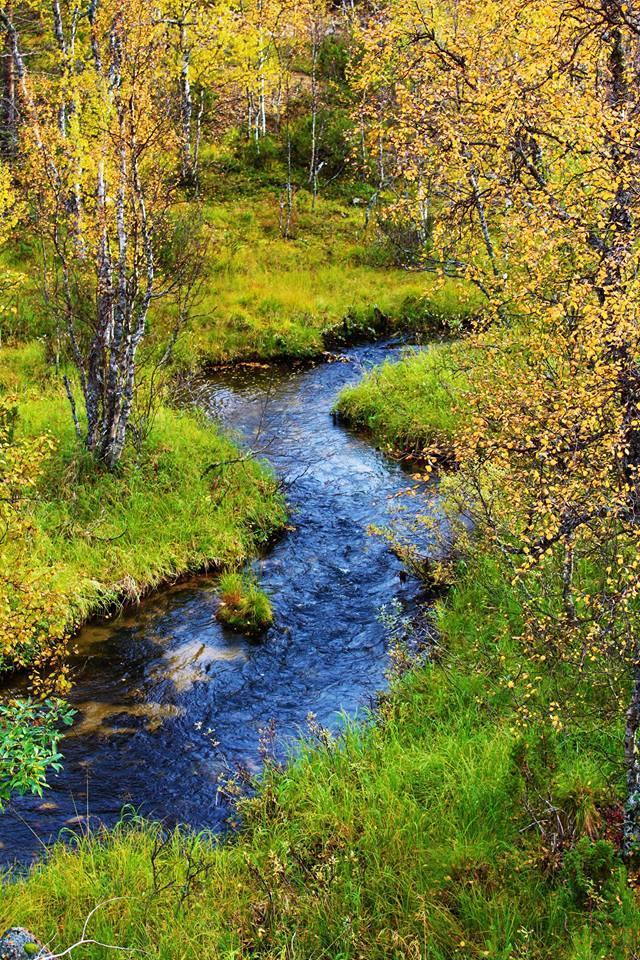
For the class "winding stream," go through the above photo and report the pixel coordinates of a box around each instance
[1,339,442,867]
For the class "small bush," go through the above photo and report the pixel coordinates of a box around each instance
[236,134,282,172]
[318,35,350,82]
[0,699,75,808]
[561,838,619,907]
[289,109,352,180]
[216,572,273,634]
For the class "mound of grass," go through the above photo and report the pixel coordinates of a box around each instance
[335,341,467,454]
[216,572,274,634]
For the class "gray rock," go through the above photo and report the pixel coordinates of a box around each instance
[0,928,52,960]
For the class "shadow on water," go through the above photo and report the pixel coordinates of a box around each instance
[0,339,444,866]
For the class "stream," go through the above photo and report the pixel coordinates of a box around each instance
[0,339,442,867]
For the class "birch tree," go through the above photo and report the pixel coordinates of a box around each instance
[160,0,207,190]
[303,0,331,207]
[3,0,188,469]
[356,0,640,855]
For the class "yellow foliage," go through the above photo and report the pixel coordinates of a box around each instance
[0,397,68,689]
[356,0,640,730]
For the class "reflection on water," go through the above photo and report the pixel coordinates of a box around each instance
[0,340,443,866]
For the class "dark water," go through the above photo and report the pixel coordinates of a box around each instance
[0,340,442,866]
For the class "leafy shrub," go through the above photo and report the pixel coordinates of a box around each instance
[561,838,619,907]
[0,698,74,807]
[289,109,353,180]
[318,35,350,82]
[236,134,282,172]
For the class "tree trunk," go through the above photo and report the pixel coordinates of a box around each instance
[624,662,640,857]
[1,1,16,157]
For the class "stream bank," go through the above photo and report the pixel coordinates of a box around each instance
[1,339,443,867]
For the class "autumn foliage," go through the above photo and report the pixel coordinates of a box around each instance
[355,0,640,850]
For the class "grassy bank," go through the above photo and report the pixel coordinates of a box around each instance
[179,190,473,363]
[3,185,475,366]
[30,404,285,624]
[1,551,636,959]
[334,341,467,455]
[0,342,286,669]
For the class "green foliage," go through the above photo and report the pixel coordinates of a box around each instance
[289,109,353,179]
[0,699,74,807]
[561,839,620,908]
[318,35,350,82]
[216,572,273,634]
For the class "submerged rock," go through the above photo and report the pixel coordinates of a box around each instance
[0,929,52,960]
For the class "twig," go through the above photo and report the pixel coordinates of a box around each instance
[46,898,135,959]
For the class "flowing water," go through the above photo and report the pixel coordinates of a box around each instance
[0,339,442,867]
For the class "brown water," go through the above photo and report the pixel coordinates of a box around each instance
[0,339,443,867]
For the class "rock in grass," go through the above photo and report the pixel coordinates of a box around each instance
[0,929,52,960]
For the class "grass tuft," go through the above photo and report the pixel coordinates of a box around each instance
[216,572,274,634]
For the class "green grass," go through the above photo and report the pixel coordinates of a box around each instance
[0,342,286,643]
[216,572,274,634]
[335,341,468,454]
[0,148,478,366]
[171,190,475,364]
[1,553,637,959]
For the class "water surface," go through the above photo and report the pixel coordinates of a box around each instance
[0,340,441,866]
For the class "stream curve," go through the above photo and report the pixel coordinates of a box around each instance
[0,339,441,867]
